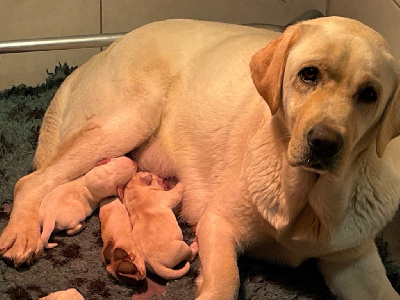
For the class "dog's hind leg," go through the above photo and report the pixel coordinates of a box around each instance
[34,81,70,170]
[0,109,161,266]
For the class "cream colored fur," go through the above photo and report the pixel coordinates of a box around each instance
[39,288,84,300]
[124,172,197,280]
[99,197,146,282]
[0,17,399,299]
[39,156,136,249]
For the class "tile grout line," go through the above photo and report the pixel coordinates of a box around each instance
[100,0,103,34]
[100,0,103,51]
[326,0,330,16]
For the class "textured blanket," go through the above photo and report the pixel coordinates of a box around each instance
[0,64,399,300]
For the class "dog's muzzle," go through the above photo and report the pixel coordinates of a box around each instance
[305,123,343,171]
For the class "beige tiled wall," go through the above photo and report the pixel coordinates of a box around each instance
[2,0,399,90]
[0,0,101,90]
[0,0,100,40]
[0,0,327,90]
[102,0,328,33]
[328,0,400,60]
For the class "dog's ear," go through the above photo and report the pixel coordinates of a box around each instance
[250,25,302,115]
[376,81,400,158]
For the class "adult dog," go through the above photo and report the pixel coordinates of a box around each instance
[1,16,400,299]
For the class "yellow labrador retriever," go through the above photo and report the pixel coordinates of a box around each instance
[1,16,400,299]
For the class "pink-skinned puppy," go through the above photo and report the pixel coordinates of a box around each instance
[124,172,198,280]
[39,288,84,300]
[99,197,146,282]
[39,156,136,248]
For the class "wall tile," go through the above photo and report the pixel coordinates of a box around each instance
[329,0,400,60]
[0,0,101,90]
[0,0,100,40]
[0,49,99,90]
[102,0,327,33]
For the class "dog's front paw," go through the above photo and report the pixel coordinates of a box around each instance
[0,220,43,267]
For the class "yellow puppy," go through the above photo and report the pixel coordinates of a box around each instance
[124,172,197,280]
[39,156,136,248]
[99,196,146,282]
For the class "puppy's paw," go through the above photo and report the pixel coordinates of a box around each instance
[106,248,146,282]
[39,288,84,300]
[106,260,144,282]
[115,259,146,282]
[174,182,185,194]
[190,238,199,261]
[0,221,43,266]
[44,242,58,249]
[66,222,86,235]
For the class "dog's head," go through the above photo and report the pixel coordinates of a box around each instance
[250,16,400,176]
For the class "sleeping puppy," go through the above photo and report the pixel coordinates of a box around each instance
[99,196,146,282]
[39,288,84,300]
[1,17,400,300]
[123,172,198,280]
[40,156,136,248]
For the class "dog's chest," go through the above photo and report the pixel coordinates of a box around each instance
[247,156,400,259]
[329,162,400,251]
[305,168,398,255]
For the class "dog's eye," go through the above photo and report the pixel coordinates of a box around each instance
[299,67,319,83]
[359,87,377,103]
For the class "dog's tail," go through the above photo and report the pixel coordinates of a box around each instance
[149,260,191,280]
[40,217,58,249]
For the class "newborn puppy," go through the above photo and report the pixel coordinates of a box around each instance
[39,156,136,248]
[124,172,198,280]
[39,288,84,300]
[99,197,146,282]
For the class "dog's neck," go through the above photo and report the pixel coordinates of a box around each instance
[245,113,399,252]
[244,115,316,234]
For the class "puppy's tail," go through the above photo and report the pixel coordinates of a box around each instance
[41,217,58,249]
[149,260,191,280]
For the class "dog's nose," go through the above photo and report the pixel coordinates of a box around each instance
[307,124,343,159]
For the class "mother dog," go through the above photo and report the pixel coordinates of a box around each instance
[1,16,400,299]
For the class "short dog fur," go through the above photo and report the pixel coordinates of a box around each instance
[99,196,146,282]
[124,172,197,279]
[1,17,400,299]
[39,156,136,248]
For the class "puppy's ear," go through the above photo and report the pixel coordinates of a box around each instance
[376,82,400,158]
[250,25,302,115]
[140,174,153,186]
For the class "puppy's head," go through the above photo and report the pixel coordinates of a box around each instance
[251,16,400,176]
[128,172,167,190]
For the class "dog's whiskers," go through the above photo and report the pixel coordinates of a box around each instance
[278,133,291,143]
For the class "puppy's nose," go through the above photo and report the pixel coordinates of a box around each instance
[307,124,343,159]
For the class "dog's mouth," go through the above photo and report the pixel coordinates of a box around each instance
[289,152,339,174]
[288,121,346,175]
[302,156,331,174]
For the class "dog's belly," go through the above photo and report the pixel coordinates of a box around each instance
[248,240,307,268]
[130,137,176,178]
